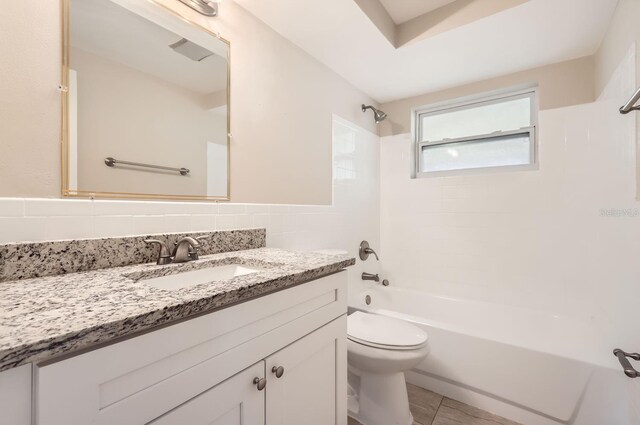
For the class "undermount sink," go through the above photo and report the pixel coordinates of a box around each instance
[140,264,265,291]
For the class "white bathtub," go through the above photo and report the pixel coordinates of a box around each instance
[349,285,629,425]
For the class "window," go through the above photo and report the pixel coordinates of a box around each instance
[414,87,537,176]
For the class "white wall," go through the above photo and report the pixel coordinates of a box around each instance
[595,0,640,95]
[0,0,377,204]
[379,47,638,356]
[379,56,596,137]
[0,115,380,285]
[594,0,640,202]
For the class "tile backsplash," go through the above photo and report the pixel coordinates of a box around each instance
[0,198,318,244]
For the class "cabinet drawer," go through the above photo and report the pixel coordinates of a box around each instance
[37,272,347,425]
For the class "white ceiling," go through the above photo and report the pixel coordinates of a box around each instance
[378,0,457,24]
[235,0,618,103]
[70,0,228,95]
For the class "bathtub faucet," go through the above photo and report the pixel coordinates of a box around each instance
[361,273,390,286]
[361,272,380,282]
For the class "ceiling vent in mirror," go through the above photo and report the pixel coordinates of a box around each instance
[176,0,221,17]
[169,38,215,61]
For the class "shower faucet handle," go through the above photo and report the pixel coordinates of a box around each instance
[359,240,379,261]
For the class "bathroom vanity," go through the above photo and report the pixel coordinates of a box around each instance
[0,229,354,425]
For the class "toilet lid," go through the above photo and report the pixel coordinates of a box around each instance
[347,311,428,350]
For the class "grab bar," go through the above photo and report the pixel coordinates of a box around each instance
[104,157,190,176]
[613,348,640,378]
[620,87,640,114]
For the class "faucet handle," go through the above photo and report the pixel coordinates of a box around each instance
[195,235,209,244]
[365,247,379,261]
[144,239,173,265]
[359,241,379,261]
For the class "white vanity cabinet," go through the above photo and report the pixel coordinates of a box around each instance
[147,316,346,425]
[34,272,347,425]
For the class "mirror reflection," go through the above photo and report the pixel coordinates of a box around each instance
[65,0,230,199]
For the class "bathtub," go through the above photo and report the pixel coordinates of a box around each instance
[349,285,620,425]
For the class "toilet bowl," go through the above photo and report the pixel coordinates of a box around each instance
[347,311,429,425]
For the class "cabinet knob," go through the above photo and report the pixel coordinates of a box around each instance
[253,377,266,391]
[271,365,285,378]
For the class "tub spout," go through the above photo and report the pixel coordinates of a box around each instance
[362,272,380,282]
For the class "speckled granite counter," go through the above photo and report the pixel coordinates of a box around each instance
[0,248,354,372]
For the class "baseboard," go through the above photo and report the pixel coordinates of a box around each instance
[405,370,565,425]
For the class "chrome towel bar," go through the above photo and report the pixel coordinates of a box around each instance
[620,87,640,114]
[104,157,190,176]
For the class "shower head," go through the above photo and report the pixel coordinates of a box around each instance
[362,104,387,124]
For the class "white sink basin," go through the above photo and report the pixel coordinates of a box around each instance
[141,264,264,291]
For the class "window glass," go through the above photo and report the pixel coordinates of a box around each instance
[420,96,531,142]
[421,134,531,173]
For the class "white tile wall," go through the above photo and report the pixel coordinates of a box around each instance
[379,47,639,354]
[0,115,380,286]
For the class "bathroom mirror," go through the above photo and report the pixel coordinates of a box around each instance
[61,0,230,201]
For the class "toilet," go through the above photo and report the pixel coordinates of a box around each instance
[347,311,429,425]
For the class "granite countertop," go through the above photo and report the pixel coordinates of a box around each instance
[0,248,354,372]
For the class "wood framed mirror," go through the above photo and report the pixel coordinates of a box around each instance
[61,0,230,201]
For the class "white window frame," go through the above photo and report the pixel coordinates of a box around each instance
[412,85,539,178]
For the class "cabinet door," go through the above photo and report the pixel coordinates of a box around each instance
[149,361,265,425]
[0,364,31,425]
[266,315,347,425]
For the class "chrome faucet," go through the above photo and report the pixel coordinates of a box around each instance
[361,272,380,282]
[145,235,207,265]
[172,237,202,263]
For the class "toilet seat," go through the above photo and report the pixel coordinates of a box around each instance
[347,312,428,351]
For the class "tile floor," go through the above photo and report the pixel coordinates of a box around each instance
[348,384,521,425]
